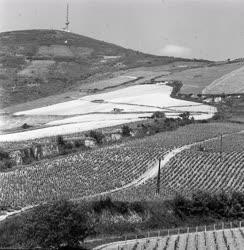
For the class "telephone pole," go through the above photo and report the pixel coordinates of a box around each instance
[219,133,223,162]
[156,158,161,195]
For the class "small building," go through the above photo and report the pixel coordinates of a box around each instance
[84,137,97,148]
[111,133,122,141]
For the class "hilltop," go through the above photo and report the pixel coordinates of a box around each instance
[0,29,209,109]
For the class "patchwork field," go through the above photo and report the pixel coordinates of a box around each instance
[0,123,242,207]
[17,60,55,78]
[37,45,75,58]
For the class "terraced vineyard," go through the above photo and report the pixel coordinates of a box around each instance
[111,149,244,201]
[0,123,243,207]
[110,130,244,201]
[192,132,244,153]
[99,228,244,250]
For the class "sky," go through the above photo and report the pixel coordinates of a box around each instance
[1,0,244,61]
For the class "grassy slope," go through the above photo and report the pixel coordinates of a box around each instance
[156,62,244,94]
[0,29,209,109]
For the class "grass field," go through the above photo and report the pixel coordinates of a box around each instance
[203,65,244,94]
[156,62,244,94]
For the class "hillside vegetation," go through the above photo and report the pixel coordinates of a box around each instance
[0,29,207,109]
[1,192,244,249]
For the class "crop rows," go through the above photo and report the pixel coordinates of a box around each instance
[192,132,244,153]
[112,150,244,201]
[0,123,243,207]
[104,228,244,250]
[0,143,168,207]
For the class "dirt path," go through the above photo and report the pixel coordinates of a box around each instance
[0,205,35,222]
[1,130,243,222]
[73,129,244,200]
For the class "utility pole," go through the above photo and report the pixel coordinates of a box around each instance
[156,158,161,195]
[219,133,223,162]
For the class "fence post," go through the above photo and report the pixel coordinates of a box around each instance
[239,221,242,228]
[214,224,216,231]
[205,225,207,232]
[196,226,198,233]
[178,228,180,235]
[187,227,189,234]
[168,229,170,236]
[148,231,150,238]
[222,222,224,230]
[230,222,232,229]
[158,230,160,237]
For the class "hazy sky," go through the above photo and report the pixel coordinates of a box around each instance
[1,0,244,61]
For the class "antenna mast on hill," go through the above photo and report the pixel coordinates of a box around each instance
[63,2,70,32]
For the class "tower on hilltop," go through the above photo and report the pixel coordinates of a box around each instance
[63,2,70,32]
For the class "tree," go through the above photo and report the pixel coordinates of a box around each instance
[179,112,190,121]
[122,125,131,137]
[151,111,165,119]
[89,130,104,144]
[57,135,65,146]
[21,200,93,249]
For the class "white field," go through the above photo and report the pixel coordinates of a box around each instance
[203,65,244,94]
[15,84,215,116]
[0,84,216,142]
[0,118,145,142]
[47,113,152,126]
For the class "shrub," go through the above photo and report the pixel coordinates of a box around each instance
[21,123,32,129]
[171,191,244,220]
[0,150,9,160]
[151,111,165,119]
[122,125,131,137]
[89,130,104,144]
[0,200,94,249]
[57,135,65,146]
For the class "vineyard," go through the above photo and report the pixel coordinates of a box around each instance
[191,132,244,153]
[0,123,243,207]
[98,228,244,250]
[109,149,244,202]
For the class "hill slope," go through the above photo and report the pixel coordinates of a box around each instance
[0,29,209,109]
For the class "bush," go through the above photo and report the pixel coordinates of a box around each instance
[89,130,104,144]
[151,111,165,119]
[0,150,13,171]
[122,125,131,137]
[0,150,9,160]
[21,123,32,129]
[0,200,94,249]
[57,135,65,146]
[171,191,244,220]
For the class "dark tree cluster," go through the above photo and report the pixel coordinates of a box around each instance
[0,200,92,249]
[172,191,244,220]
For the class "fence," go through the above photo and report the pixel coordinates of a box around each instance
[89,220,244,249]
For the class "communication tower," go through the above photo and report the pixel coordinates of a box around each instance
[63,2,70,32]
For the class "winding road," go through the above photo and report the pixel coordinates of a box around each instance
[0,130,243,222]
